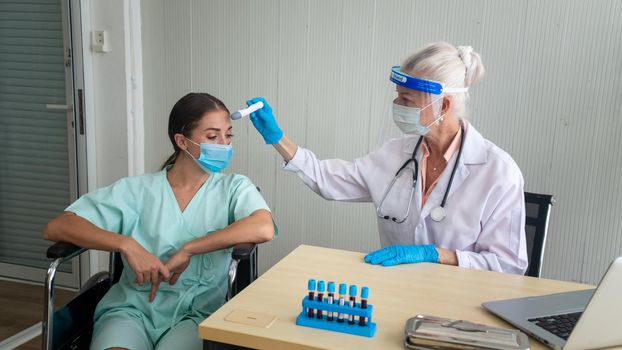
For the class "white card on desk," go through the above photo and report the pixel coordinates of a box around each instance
[224,310,277,328]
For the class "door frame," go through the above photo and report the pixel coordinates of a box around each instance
[70,0,111,288]
[46,0,89,288]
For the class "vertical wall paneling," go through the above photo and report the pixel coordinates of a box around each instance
[213,0,250,174]
[330,0,378,253]
[191,0,222,97]
[268,0,314,269]
[245,0,280,269]
[474,1,527,153]
[141,0,166,170]
[303,0,342,248]
[141,0,622,282]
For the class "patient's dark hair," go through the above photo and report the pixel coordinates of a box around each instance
[161,92,229,169]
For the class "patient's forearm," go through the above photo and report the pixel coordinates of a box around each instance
[182,209,274,256]
[42,212,128,253]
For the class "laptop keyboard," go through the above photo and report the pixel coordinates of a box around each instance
[528,312,583,340]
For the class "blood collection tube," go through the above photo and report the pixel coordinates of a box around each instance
[348,285,357,325]
[327,282,335,321]
[337,283,346,323]
[359,286,369,326]
[307,279,316,317]
[316,280,325,319]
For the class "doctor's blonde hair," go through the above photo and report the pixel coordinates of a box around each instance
[401,42,485,120]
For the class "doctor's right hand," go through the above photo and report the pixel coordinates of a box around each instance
[247,97,283,144]
[120,237,170,286]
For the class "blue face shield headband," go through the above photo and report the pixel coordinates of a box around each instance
[389,66,468,95]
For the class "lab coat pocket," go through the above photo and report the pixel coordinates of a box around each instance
[378,171,417,221]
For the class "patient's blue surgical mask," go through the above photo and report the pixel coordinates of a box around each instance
[184,137,233,173]
[392,100,443,136]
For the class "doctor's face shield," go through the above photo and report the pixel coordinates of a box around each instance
[377,66,468,145]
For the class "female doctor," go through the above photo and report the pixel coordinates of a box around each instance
[248,42,527,274]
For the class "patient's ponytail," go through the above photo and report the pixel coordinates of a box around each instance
[160,152,178,170]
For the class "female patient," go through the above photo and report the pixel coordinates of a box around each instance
[43,92,275,350]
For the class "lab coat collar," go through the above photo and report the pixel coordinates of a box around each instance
[460,122,488,165]
[400,121,487,165]
[400,135,423,161]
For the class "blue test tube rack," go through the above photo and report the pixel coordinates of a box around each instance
[295,283,376,337]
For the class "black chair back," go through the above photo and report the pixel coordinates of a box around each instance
[524,192,555,277]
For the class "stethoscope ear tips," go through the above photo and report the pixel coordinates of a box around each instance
[384,216,390,220]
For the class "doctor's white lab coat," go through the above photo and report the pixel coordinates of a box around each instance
[283,122,528,274]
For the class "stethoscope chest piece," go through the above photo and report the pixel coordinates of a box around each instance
[430,206,446,222]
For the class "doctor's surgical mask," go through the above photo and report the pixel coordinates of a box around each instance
[184,137,233,173]
[392,98,444,136]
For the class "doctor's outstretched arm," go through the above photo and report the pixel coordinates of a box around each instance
[246,97,373,202]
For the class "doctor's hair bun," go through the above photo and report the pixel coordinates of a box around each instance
[457,45,484,87]
[400,42,485,120]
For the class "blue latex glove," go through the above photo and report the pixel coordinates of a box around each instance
[246,97,283,145]
[364,244,439,266]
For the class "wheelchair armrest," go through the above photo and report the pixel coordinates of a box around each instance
[232,242,257,260]
[47,241,87,260]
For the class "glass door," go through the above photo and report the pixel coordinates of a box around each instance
[0,0,84,288]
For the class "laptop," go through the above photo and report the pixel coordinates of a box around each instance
[482,256,622,350]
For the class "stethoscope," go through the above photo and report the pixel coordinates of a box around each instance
[376,122,465,223]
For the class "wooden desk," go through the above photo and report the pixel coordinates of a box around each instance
[199,245,596,350]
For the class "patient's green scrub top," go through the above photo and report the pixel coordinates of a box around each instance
[65,169,272,338]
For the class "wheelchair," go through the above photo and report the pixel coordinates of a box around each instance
[43,241,257,350]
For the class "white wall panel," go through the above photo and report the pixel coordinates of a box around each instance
[142,0,622,283]
[141,0,166,171]
[243,0,281,270]
[331,0,378,253]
